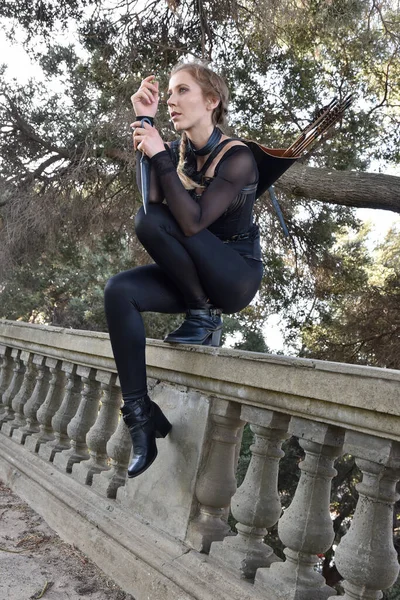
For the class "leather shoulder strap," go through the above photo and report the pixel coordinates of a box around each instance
[197,139,235,176]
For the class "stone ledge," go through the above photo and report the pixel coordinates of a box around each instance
[0,433,265,600]
[1,319,399,441]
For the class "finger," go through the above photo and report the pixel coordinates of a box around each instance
[133,135,144,149]
[142,74,156,83]
[142,82,159,94]
[139,88,154,104]
[132,89,153,105]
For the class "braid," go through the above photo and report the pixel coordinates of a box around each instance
[176,132,205,191]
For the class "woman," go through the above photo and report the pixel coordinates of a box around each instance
[104,62,263,479]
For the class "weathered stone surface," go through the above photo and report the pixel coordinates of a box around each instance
[0,433,266,600]
[119,382,212,541]
[187,398,244,553]
[0,320,399,600]
[0,319,399,441]
[328,433,400,600]
[255,419,344,600]
[210,407,290,579]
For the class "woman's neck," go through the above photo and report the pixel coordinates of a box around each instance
[185,123,215,151]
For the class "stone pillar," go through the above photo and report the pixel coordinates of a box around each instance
[0,349,25,426]
[328,432,400,600]
[92,405,131,498]
[53,366,101,473]
[210,407,290,579]
[256,418,344,600]
[186,398,244,553]
[0,346,13,415]
[75,371,120,485]
[13,354,50,444]
[39,362,81,462]
[25,358,65,453]
[2,352,37,437]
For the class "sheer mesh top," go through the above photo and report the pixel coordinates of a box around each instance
[148,139,259,240]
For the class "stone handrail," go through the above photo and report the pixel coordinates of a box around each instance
[0,318,399,600]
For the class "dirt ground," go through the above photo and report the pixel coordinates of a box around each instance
[0,480,135,600]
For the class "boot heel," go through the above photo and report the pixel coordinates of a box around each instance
[210,328,222,347]
[153,403,172,438]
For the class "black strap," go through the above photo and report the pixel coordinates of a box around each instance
[197,139,234,176]
[187,127,222,156]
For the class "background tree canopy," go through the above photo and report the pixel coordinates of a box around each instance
[0,0,399,365]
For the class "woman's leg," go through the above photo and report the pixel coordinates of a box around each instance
[104,263,186,401]
[135,204,263,314]
[105,264,185,478]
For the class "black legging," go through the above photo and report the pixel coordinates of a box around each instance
[104,204,263,402]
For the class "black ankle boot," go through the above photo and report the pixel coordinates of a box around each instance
[164,307,223,347]
[121,396,172,478]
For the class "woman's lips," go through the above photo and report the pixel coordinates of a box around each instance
[171,112,181,119]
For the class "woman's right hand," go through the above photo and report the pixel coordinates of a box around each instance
[131,75,159,117]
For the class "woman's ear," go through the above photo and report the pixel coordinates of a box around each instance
[206,96,220,111]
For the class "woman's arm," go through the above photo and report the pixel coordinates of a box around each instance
[131,77,165,204]
[135,140,169,204]
[150,146,258,236]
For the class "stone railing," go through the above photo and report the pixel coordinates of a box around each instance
[0,318,399,600]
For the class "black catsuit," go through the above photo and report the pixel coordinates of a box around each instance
[104,137,263,402]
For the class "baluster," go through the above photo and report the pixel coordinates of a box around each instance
[210,407,290,579]
[13,354,50,444]
[25,358,65,453]
[328,433,400,600]
[0,349,25,426]
[75,371,120,485]
[186,398,244,553]
[39,362,81,462]
[0,346,13,415]
[92,407,131,498]
[256,418,344,600]
[2,352,36,437]
[53,366,101,473]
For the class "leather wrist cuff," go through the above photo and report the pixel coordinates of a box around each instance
[135,115,154,126]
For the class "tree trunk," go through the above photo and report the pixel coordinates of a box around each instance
[276,165,400,213]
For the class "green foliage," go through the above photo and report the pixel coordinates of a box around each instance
[0,0,398,354]
[301,225,400,367]
[0,232,136,329]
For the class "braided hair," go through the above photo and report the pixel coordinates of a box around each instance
[170,62,229,190]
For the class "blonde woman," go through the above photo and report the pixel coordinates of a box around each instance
[104,62,263,478]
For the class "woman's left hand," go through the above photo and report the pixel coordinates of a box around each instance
[131,120,165,158]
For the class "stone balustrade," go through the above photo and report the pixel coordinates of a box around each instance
[0,318,399,600]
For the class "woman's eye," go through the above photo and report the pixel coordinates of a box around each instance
[179,87,187,93]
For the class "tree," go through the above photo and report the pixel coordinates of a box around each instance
[0,0,398,347]
[300,225,400,368]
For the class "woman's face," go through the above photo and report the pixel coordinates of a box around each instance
[167,70,217,131]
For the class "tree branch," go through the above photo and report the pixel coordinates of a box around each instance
[277,165,400,213]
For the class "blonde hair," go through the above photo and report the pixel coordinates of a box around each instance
[171,62,229,190]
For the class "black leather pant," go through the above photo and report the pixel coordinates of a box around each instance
[104,204,263,401]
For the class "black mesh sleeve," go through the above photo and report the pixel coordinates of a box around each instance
[135,143,171,204]
[150,145,258,236]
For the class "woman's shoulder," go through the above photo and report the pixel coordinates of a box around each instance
[211,138,256,176]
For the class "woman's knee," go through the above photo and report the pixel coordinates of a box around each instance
[104,273,124,302]
[134,203,177,241]
[104,271,137,307]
